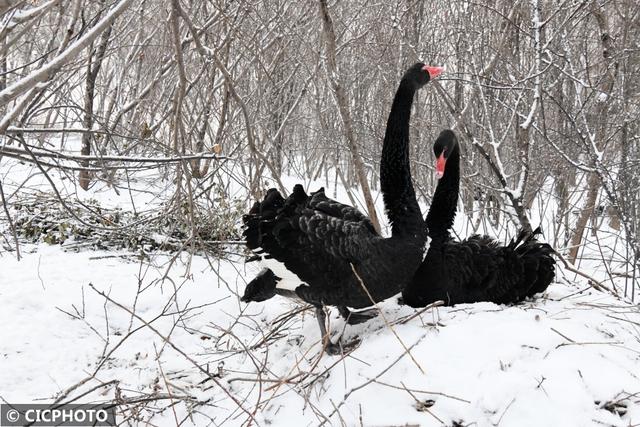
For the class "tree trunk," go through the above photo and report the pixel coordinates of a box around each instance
[568,1,619,263]
[318,0,381,234]
[79,23,112,190]
[568,172,600,263]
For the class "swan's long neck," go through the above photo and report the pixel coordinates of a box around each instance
[425,147,459,242]
[380,80,424,238]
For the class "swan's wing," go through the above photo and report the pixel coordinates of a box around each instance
[243,185,380,287]
[440,236,502,292]
[306,188,377,234]
[292,187,379,259]
[443,234,548,303]
[510,229,556,297]
[280,207,379,262]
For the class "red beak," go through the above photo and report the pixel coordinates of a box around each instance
[423,65,445,79]
[436,153,446,179]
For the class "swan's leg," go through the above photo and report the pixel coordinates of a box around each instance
[337,306,378,325]
[315,306,340,355]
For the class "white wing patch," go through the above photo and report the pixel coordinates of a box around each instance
[422,237,431,261]
[247,247,309,290]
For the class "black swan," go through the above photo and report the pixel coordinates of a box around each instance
[242,63,444,354]
[401,129,556,307]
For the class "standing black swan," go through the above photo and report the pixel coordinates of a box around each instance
[401,129,556,307]
[242,63,443,354]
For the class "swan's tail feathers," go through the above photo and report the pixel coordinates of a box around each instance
[242,188,286,251]
[513,226,556,297]
[494,227,555,303]
[524,241,556,296]
[508,226,542,250]
[508,228,529,250]
[242,186,310,293]
[249,188,286,217]
[292,184,309,203]
[241,268,280,302]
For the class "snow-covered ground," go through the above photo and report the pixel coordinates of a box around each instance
[1,244,639,426]
[1,158,639,426]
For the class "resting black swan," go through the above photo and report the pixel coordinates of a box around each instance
[242,63,443,354]
[401,129,556,307]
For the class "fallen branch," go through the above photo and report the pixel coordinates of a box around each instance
[396,300,445,325]
[553,249,616,295]
[320,334,427,425]
[88,283,258,424]
[1,144,231,164]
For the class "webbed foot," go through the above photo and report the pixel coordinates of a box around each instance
[338,306,378,325]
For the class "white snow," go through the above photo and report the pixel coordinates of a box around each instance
[0,243,639,426]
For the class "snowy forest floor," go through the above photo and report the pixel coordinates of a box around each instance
[1,158,640,426]
[1,244,639,426]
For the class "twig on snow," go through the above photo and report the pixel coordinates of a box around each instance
[350,263,426,374]
[87,283,258,425]
[320,334,427,425]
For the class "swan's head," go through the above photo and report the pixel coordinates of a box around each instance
[404,63,444,88]
[433,129,458,179]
